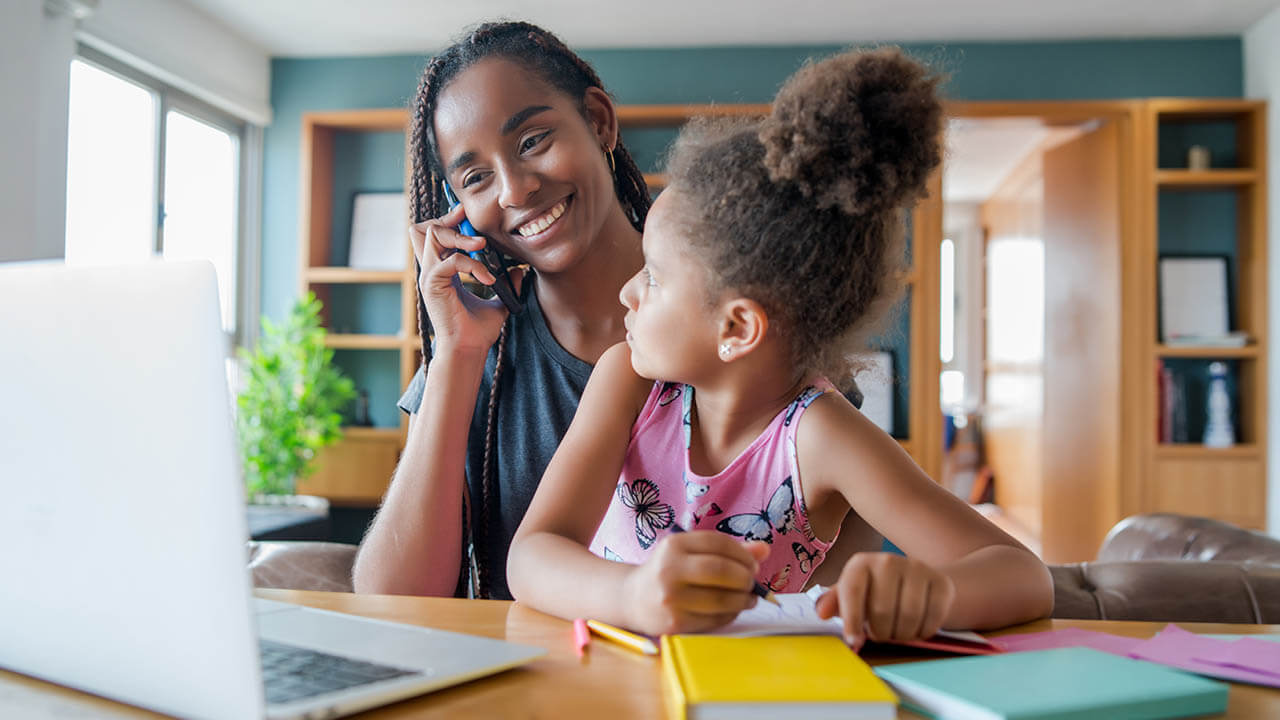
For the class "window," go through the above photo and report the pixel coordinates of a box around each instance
[65,50,245,337]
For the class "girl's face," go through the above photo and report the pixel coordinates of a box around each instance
[619,190,721,382]
[432,58,619,274]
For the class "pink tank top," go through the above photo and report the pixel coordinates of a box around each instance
[588,379,839,593]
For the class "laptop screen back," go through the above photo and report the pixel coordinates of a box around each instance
[0,260,263,719]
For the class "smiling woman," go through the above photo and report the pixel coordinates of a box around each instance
[351,21,650,600]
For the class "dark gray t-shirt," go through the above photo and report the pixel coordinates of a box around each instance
[397,277,592,600]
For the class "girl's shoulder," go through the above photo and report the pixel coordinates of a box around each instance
[588,342,655,419]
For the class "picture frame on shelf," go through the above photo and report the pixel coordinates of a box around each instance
[348,191,407,270]
[854,350,895,435]
[1158,254,1231,344]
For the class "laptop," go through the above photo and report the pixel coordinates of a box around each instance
[0,259,546,719]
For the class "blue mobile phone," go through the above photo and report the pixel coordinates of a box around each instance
[441,182,523,315]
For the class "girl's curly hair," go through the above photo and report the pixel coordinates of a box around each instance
[664,47,943,385]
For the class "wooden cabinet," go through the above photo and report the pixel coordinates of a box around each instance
[297,109,414,505]
[1139,99,1268,530]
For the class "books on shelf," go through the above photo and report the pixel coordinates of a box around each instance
[1156,359,1188,444]
[1164,331,1250,348]
[660,634,897,720]
[874,647,1228,720]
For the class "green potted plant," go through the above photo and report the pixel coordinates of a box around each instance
[236,292,355,511]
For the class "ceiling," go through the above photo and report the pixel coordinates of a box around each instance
[945,118,1051,203]
[186,0,1280,57]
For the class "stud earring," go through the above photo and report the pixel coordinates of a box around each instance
[719,343,731,358]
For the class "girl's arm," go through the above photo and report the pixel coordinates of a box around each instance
[508,343,765,634]
[798,395,1053,642]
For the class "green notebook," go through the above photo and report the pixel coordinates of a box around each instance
[874,647,1227,720]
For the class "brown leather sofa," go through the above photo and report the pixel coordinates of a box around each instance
[247,512,1280,624]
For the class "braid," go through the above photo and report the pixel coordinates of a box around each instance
[407,20,651,598]
[474,320,510,599]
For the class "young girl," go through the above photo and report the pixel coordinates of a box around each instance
[508,48,1053,647]
[353,22,650,600]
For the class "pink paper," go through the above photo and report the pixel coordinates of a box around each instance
[1127,624,1280,688]
[992,627,1142,657]
[1192,636,1280,678]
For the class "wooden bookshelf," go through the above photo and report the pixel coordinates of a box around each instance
[1142,99,1268,531]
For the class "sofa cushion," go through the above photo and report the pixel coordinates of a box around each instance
[246,540,356,593]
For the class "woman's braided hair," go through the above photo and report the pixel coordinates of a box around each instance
[663,47,943,388]
[407,21,651,598]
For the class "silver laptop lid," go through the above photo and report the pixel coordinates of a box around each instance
[0,260,262,719]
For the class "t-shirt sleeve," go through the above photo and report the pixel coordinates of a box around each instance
[397,364,427,415]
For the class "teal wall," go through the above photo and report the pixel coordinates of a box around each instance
[261,38,1243,426]
[263,37,1243,322]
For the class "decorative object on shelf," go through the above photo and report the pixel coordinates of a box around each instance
[236,292,356,497]
[1158,255,1230,344]
[1187,145,1211,171]
[352,388,374,427]
[1203,361,1235,448]
[347,191,407,270]
[853,351,895,435]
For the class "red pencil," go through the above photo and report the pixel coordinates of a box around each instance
[573,617,591,658]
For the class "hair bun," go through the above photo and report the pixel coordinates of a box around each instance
[759,48,943,216]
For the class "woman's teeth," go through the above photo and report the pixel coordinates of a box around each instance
[517,200,567,237]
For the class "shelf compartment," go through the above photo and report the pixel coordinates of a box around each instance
[1155,344,1259,359]
[1148,454,1266,530]
[1154,444,1261,459]
[326,334,402,350]
[1155,169,1259,188]
[307,267,406,284]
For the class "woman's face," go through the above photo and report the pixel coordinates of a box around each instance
[432,58,619,274]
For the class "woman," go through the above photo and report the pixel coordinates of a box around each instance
[352,21,650,599]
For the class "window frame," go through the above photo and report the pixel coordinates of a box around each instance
[70,44,256,350]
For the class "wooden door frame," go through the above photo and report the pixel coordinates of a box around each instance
[919,101,1145,529]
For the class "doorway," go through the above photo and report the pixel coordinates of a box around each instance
[932,102,1139,562]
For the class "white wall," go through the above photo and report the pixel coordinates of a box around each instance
[1,2,74,263]
[1244,6,1280,536]
[79,0,271,125]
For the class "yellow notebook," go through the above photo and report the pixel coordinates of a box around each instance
[660,634,897,720]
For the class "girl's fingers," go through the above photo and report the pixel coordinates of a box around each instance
[892,573,931,641]
[865,562,902,642]
[920,576,955,639]
[836,560,871,648]
[668,584,757,615]
[666,530,762,574]
[679,552,759,592]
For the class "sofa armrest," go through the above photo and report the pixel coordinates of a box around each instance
[1098,513,1280,564]
[246,541,357,593]
[1050,560,1280,624]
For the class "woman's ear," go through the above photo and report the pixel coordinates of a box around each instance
[582,86,619,151]
[716,297,769,362]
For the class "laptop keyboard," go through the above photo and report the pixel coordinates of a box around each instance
[259,639,422,705]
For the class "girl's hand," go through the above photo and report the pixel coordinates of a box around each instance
[408,205,525,356]
[620,531,770,636]
[814,552,956,651]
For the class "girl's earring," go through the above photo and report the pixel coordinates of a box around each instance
[719,343,731,359]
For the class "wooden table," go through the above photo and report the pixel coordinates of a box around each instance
[2,590,1278,718]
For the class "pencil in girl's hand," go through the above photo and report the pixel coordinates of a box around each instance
[669,524,780,606]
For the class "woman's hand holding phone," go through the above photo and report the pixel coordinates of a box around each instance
[408,203,524,358]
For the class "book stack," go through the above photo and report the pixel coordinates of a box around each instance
[875,647,1228,720]
[660,634,897,720]
[1156,359,1189,443]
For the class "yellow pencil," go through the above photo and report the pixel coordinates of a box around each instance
[585,619,660,656]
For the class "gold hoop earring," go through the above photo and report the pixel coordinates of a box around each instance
[606,147,616,174]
